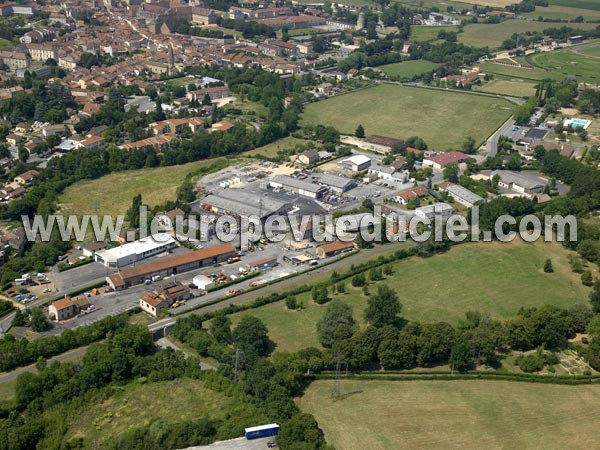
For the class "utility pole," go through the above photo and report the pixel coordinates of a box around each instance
[233,348,244,383]
[332,351,347,398]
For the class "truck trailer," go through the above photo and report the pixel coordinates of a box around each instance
[244,423,280,440]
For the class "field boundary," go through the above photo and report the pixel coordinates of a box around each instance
[314,371,600,385]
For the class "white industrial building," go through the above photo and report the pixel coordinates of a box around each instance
[444,184,484,207]
[415,203,454,221]
[95,234,177,268]
[338,154,371,172]
[269,175,326,199]
[192,274,214,290]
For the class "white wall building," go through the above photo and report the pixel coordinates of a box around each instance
[95,234,177,268]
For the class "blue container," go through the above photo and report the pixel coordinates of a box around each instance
[244,424,280,440]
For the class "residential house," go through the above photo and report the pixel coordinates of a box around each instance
[14,169,39,185]
[423,151,470,169]
[140,281,191,317]
[394,186,428,205]
[298,150,319,165]
[49,296,91,321]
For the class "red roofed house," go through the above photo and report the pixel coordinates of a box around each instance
[394,185,429,205]
[423,151,470,170]
[48,296,90,321]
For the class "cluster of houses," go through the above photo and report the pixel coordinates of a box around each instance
[0,170,39,203]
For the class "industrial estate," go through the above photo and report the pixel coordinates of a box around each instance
[1,0,600,448]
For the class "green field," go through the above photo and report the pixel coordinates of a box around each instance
[523,5,600,20]
[475,79,537,97]
[244,136,317,158]
[66,378,264,448]
[478,61,564,81]
[528,42,600,83]
[0,377,16,402]
[298,380,600,450]
[547,0,600,10]
[580,44,600,57]
[379,60,440,79]
[231,240,590,353]
[410,25,459,42]
[0,38,11,49]
[459,21,598,49]
[58,158,230,217]
[301,84,514,150]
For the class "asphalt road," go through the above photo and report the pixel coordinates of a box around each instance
[0,345,89,384]
[485,117,516,157]
[149,240,409,333]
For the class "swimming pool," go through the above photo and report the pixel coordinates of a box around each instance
[563,118,591,129]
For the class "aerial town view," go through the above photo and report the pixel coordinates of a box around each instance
[1,0,600,448]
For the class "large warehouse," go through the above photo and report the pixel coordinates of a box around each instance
[95,234,177,268]
[106,243,237,288]
[269,175,326,199]
[198,188,291,220]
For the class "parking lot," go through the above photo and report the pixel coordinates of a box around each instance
[182,437,275,450]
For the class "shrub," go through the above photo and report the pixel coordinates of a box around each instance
[352,273,366,287]
[581,271,593,287]
[285,296,298,310]
[544,352,560,366]
[516,351,545,373]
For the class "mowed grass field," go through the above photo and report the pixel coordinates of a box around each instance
[244,136,316,158]
[66,378,263,448]
[298,380,600,450]
[523,5,600,20]
[379,60,440,79]
[410,25,459,42]
[301,84,514,150]
[459,21,598,49]
[230,239,591,353]
[475,79,537,97]
[528,42,600,84]
[58,158,230,217]
[478,61,564,81]
[547,0,600,10]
